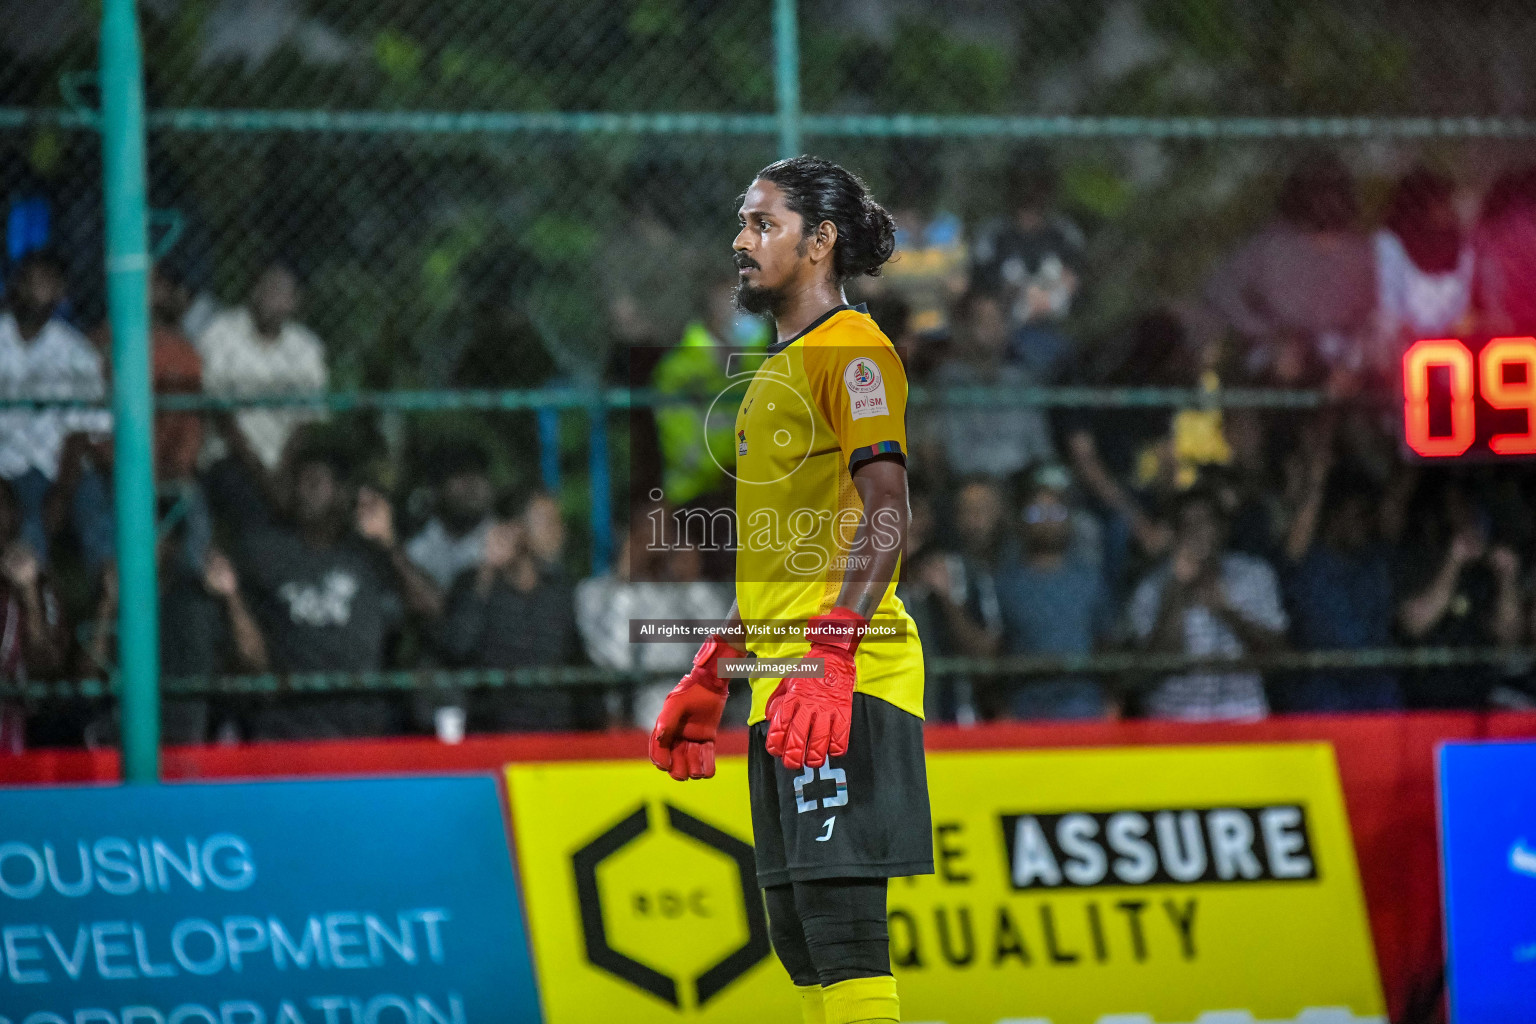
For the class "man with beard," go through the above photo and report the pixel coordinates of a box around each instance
[648,157,931,1024]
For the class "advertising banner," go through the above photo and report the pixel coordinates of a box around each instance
[0,777,540,1024]
[507,743,1384,1024]
[1439,741,1536,1024]
[507,760,794,1024]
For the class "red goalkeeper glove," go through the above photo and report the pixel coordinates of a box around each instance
[765,607,865,771]
[650,633,743,781]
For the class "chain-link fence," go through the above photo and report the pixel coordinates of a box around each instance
[7,0,1536,378]
[4,0,1536,726]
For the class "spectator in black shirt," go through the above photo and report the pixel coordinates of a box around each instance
[1395,476,1523,709]
[234,441,443,739]
[158,548,268,679]
[81,533,264,748]
[435,490,583,732]
[1278,430,1402,712]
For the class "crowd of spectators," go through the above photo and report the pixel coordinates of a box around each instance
[873,154,1536,724]
[3,152,1536,747]
[0,253,558,746]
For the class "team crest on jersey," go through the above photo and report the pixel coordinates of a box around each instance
[738,428,748,455]
[844,356,889,420]
[845,358,881,392]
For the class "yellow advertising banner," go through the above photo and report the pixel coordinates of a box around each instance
[506,743,1386,1024]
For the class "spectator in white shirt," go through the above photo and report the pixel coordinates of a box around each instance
[198,262,328,472]
[1128,483,1288,721]
[1372,168,1475,371]
[0,250,114,570]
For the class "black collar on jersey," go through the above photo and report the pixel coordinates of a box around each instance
[766,302,869,355]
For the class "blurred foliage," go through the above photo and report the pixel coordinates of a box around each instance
[0,0,1532,415]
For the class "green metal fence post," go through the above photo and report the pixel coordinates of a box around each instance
[100,0,160,783]
[587,397,612,575]
[774,0,801,158]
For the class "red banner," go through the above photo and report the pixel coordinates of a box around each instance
[5,711,1535,1022]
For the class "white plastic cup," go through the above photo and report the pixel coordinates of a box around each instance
[434,705,467,745]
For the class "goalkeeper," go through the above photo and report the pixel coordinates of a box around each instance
[650,156,932,1024]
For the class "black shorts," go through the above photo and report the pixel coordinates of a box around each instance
[749,692,934,887]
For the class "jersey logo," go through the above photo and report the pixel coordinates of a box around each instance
[816,817,836,843]
[737,428,748,456]
[843,356,889,421]
[794,763,849,813]
[847,358,880,391]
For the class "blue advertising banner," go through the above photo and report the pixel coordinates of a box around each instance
[1439,741,1536,1024]
[0,777,540,1024]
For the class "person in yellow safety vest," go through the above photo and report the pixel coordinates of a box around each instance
[652,279,769,505]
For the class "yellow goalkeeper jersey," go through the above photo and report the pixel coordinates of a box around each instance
[733,304,924,724]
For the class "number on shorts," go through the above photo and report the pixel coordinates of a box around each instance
[794,763,849,813]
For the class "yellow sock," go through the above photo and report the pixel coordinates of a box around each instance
[796,984,827,1024]
[822,975,899,1024]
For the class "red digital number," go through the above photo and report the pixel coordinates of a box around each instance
[1480,336,1536,455]
[1403,338,1475,457]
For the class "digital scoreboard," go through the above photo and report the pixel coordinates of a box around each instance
[1402,336,1536,459]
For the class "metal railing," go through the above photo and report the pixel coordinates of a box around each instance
[11,645,1528,703]
[0,383,1334,412]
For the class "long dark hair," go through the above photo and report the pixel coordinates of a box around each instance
[1384,167,1463,274]
[753,156,897,283]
